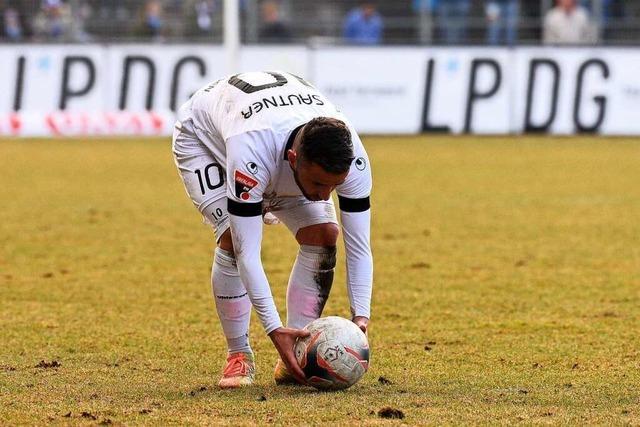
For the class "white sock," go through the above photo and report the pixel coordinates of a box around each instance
[286,245,337,329]
[212,248,252,355]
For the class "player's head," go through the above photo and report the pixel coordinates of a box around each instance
[557,0,576,10]
[288,117,354,202]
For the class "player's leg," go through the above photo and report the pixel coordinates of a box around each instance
[209,228,251,355]
[287,223,339,329]
[211,229,255,388]
[267,199,339,384]
[173,120,254,388]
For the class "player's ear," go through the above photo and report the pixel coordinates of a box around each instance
[287,149,297,169]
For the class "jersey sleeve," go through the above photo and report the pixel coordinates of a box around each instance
[336,132,373,319]
[225,132,282,334]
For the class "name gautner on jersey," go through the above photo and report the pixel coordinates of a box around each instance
[241,93,325,119]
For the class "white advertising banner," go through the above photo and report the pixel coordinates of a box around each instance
[313,47,513,134]
[0,44,308,136]
[0,44,639,136]
[512,48,640,135]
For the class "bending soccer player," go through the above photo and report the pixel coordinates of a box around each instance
[172,71,373,388]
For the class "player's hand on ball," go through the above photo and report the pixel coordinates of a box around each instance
[352,316,369,335]
[268,327,310,384]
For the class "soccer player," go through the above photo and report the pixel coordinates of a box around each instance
[172,71,372,388]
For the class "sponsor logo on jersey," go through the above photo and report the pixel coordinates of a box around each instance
[234,169,259,201]
[355,157,367,171]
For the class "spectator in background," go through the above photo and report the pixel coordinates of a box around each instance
[70,0,91,42]
[141,0,163,40]
[412,0,434,44]
[259,0,291,43]
[485,0,519,45]
[543,0,597,44]
[573,0,625,42]
[602,0,625,42]
[433,0,470,44]
[94,0,128,21]
[3,6,23,41]
[33,0,73,40]
[10,0,38,39]
[343,2,383,45]
[195,0,216,35]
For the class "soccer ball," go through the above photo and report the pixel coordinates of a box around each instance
[294,316,370,390]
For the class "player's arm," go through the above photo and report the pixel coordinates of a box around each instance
[225,133,308,382]
[336,134,373,334]
[224,133,283,333]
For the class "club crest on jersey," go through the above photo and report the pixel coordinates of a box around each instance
[234,169,259,201]
[246,161,259,175]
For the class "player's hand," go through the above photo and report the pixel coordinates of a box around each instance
[352,316,369,335]
[268,327,310,385]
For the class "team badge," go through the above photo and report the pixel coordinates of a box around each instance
[246,161,259,175]
[355,157,366,171]
[234,169,259,200]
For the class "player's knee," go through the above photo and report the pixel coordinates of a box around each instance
[218,229,234,253]
[296,223,339,247]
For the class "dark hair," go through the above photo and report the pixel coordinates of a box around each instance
[299,117,354,174]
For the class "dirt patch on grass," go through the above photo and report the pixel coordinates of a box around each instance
[409,262,431,269]
[378,376,392,385]
[81,411,97,420]
[35,360,61,369]
[189,386,208,396]
[378,407,405,419]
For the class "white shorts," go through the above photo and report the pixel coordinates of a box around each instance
[172,119,337,241]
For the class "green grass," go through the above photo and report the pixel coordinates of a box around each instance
[1,135,639,425]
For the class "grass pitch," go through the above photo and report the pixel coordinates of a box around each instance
[1,135,639,425]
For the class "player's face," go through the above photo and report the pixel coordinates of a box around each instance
[292,158,348,202]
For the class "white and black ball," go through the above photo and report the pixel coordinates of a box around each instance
[294,316,370,390]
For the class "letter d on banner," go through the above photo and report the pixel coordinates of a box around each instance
[524,59,560,133]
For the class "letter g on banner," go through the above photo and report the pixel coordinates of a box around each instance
[573,59,610,133]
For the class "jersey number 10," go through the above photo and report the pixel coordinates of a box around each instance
[228,72,313,94]
[194,163,224,195]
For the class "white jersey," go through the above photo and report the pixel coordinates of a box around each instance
[177,71,373,334]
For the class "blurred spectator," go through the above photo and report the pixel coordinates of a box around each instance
[195,0,216,35]
[94,0,128,21]
[70,0,92,42]
[33,0,73,40]
[141,0,163,39]
[412,0,434,44]
[412,0,433,12]
[12,0,38,39]
[602,0,625,41]
[3,6,23,41]
[485,0,519,45]
[259,0,291,42]
[433,0,470,44]
[543,0,597,44]
[343,2,383,45]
